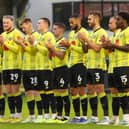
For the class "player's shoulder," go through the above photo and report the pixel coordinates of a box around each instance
[80,27,89,36]
[124,26,129,34]
[1,31,6,36]
[44,31,54,39]
[13,28,22,34]
[96,28,107,36]
[46,31,54,36]
[32,31,40,37]
[68,30,74,35]
[99,28,107,33]
[80,27,88,32]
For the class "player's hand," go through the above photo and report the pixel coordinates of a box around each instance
[77,32,87,44]
[28,35,35,45]
[0,35,4,44]
[15,36,24,45]
[59,39,70,48]
[100,35,111,49]
[45,40,54,51]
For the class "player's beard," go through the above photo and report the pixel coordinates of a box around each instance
[71,24,79,31]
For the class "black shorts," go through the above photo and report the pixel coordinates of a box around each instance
[53,66,69,89]
[22,70,40,91]
[108,73,115,88]
[69,63,87,87]
[37,70,53,91]
[114,67,129,91]
[3,69,21,85]
[87,69,104,84]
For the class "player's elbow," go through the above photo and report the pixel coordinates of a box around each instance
[94,46,101,52]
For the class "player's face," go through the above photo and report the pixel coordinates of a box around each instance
[37,19,45,32]
[21,23,31,34]
[52,25,61,37]
[108,18,117,31]
[116,15,124,29]
[88,14,95,28]
[3,18,13,32]
[69,18,78,30]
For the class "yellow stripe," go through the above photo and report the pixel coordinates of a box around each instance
[40,90,45,94]
[127,92,129,96]
[112,94,119,97]
[26,96,35,102]
[54,92,61,97]
[0,95,4,99]
[35,95,41,101]
[13,92,21,97]
[61,91,69,97]
[88,93,97,98]
[98,92,106,98]
[44,90,53,95]
[8,94,14,97]
[72,94,79,100]
[118,93,127,97]
[80,94,87,100]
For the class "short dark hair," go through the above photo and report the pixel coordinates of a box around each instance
[89,11,102,21]
[39,17,50,27]
[118,12,129,24]
[70,14,81,19]
[20,18,32,25]
[53,22,66,30]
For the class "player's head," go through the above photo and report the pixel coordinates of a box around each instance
[37,17,50,32]
[20,18,33,34]
[108,16,117,32]
[69,14,82,30]
[52,22,66,38]
[88,11,101,28]
[2,15,14,32]
[116,12,129,29]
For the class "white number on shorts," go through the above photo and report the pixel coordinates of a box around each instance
[78,75,82,84]
[95,73,100,81]
[120,75,128,85]
[44,80,49,89]
[30,77,38,85]
[10,73,18,81]
[60,78,64,87]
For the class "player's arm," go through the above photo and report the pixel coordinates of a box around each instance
[15,36,32,53]
[0,35,19,53]
[46,41,66,60]
[36,42,49,55]
[102,32,129,52]
[113,44,129,52]
[5,41,19,53]
[0,34,19,53]
[113,31,129,52]
[86,38,102,52]
[102,39,129,52]
[78,32,100,52]
[70,44,84,53]
[101,35,114,52]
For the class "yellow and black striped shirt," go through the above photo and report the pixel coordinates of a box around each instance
[52,37,68,68]
[36,31,56,70]
[1,28,23,70]
[86,28,107,70]
[68,27,89,67]
[114,26,129,67]
[22,31,39,70]
[108,29,121,73]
